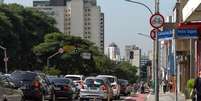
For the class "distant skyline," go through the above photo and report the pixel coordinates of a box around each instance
[4,0,176,56]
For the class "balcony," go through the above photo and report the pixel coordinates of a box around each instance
[182,0,201,21]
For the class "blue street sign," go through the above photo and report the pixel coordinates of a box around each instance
[176,29,198,39]
[158,29,198,40]
[158,30,172,40]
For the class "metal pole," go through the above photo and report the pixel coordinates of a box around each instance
[155,0,159,101]
[4,49,8,74]
[173,29,178,101]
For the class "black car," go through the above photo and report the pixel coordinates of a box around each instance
[118,79,129,96]
[0,75,24,101]
[49,78,79,100]
[10,71,55,101]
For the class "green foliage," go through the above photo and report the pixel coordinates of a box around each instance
[42,67,61,76]
[0,4,58,71]
[187,79,195,91]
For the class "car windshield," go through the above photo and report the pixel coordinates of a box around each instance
[65,76,81,81]
[52,78,71,84]
[85,79,104,87]
[11,71,37,80]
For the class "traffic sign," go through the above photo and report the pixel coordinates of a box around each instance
[150,29,160,40]
[150,13,165,29]
[58,48,64,53]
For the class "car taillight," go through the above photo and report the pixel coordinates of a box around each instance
[100,85,107,92]
[33,80,41,89]
[63,85,69,91]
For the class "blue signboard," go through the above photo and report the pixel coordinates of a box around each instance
[158,30,172,40]
[158,29,198,40]
[176,29,198,39]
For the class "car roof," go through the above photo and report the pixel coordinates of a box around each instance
[65,75,83,78]
[96,75,117,78]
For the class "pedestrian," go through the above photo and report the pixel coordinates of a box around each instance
[194,71,201,101]
[162,80,167,93]
[169,80,173,92]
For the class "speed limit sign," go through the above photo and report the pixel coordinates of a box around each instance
[150,13,164,29]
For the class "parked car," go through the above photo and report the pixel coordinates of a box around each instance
[80,77,113,101]
[118,79,129,96]
[49,78,78,100]
[10,71,55,101]
[0,75,23,101]
[97,75,121,99]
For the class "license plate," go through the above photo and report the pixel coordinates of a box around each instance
[54,87,61,90]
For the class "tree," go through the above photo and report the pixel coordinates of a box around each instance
[0,4,58,72]
[33,32,101,75]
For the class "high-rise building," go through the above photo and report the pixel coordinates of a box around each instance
[0,0,3,4]
[107,43,120,61]
[33,0,104,52]
[125,45,141,76]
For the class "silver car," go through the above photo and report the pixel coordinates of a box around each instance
[0,75,23,101]
[79,77,113,101]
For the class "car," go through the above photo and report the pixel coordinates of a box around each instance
[80,77,113,101]
[10,71,55,101]
[118,79,129,96]
[64,75,85,91]
[49,78,78,100]
[97,75,121,99]
[0,75,24,101]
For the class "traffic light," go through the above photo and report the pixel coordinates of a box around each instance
[130,51,134,59]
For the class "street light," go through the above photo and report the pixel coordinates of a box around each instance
[0,45,8,74]
[136,33,150,38]
[125,0,153,15]
[47,48,64,68]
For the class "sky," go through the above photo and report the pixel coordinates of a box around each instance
[4,0,176,56]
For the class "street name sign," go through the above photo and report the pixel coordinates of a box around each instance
[158,29,198,40]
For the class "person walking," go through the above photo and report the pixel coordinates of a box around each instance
[194,71,201,101]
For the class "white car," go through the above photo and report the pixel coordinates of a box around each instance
[96,75,120,99]
[64,75,85,89]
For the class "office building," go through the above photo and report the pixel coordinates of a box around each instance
[125,45,141,75]
[33,0,104,52]
[107,43,120,61]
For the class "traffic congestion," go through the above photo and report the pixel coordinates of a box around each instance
[0,70,150,101]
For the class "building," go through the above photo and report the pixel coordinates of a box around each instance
[33,0,104,52]
[125,45,141,76]
[107,43,120,61]
[0,0,3,4]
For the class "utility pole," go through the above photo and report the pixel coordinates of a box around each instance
[155,0,160,101]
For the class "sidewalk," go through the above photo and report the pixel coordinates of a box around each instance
[145,92,188,101]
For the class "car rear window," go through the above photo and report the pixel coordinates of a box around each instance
[119,80,128,85]
[85,79,104,87]
[11,71,37,80]
[65,76,81,81]
[52,78,71,84]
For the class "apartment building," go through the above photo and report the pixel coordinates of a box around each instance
[107,43,120,61]
[33,0,104,52]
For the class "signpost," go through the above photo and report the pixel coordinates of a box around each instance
[150,29,160,40]
[150,13,164,101]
